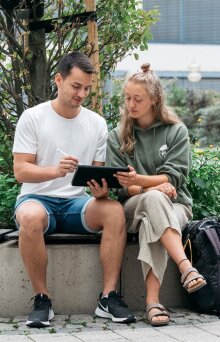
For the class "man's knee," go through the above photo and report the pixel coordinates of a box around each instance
[103,200,126,230]
[16,202,47,233]
[106,200,125,219]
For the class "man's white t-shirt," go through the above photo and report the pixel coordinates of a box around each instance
[13,101,108,199]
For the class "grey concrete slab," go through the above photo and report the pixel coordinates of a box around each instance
[114,328,164,339]
[194,321,220,336]
[75,330,126,340]
[0,336,30,342]
[31,334,82,341]
[154,324,220,341]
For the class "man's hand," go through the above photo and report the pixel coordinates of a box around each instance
[56,155,80,177]
[87,178,109,199]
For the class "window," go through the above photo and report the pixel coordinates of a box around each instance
[143,0,220,44]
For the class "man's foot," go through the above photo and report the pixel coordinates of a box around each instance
[95,290,136,324]
[26,293,54,328]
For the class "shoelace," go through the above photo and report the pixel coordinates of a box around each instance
[29,295,50,310]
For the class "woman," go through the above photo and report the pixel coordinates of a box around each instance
[106,64,206,326]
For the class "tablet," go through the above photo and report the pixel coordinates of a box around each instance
[71,165,129,188]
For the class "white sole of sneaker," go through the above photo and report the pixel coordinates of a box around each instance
[95,307,135,323]
[26,309,55,328]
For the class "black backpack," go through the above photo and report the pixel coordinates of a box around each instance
[182,217,220,315]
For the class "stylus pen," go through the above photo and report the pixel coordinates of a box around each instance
[57,148,83,165]
[57,148,68,156]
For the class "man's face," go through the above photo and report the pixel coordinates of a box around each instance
[55,67,93,109]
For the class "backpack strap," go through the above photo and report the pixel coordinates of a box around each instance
[204,228,220,311]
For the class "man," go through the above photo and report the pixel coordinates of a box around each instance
[13,51,135,328]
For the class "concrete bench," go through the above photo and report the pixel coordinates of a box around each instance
[0,229,189,317]
[0,228,14,242]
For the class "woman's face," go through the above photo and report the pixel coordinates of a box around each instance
[124,81,156,123]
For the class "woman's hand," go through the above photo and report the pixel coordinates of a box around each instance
[152,182,177,199]
[114,165,137,187]
[87,178,109,199]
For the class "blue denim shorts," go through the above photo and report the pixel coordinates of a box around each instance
[14,194,101,235]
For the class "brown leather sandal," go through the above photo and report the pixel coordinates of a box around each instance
[146,303,170,326]
[181,267,207,293]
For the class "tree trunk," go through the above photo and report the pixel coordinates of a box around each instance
[28,28,49,104]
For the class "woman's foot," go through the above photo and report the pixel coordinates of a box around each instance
[178,259,207,293]
[146,303,170,326]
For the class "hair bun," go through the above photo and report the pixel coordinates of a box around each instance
[141,63,151,73]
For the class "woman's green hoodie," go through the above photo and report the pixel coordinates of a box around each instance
[106,122,192,207]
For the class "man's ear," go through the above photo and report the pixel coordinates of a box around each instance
[54,73,63,87]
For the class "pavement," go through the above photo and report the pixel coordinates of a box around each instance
[0,308,220,341]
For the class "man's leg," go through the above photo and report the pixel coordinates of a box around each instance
[16,200,54,327]
[85,199,126,293]
[85,198,136,323]
[16,201,48,295]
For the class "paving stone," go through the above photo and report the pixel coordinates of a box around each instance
[154,324,219,341]
[0,317,12,323]
[30,333,82,341]
[194,322,220,336]
[92,317,109,324]
[0,309,220,340]
[13,316,27,322]
[65,323,87,331]
[115,328,164,340]
[0,323,18,331]
[88,340,128,342]
[0,336,30,341]
[69,314,95,324]
[75,330,124,341]
[52,315,69,323]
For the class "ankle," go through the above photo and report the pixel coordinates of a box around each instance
[178,258,191,273]
[146,297,159,305]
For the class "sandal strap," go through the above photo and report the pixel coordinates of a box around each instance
[181,267,198,283]
[146,303,165,313]
[146,303,170,322]
[183,273,205,288]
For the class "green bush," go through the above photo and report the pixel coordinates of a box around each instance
[194,105,220,146]
[0,173,20,227]
[188,146,220,219]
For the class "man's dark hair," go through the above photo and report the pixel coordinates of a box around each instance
[58,51,95,78]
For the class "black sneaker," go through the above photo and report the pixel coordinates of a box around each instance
[26,293,54,328]
[95,291,136,323]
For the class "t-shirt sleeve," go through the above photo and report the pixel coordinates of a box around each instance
[12,111,38,154]
[93,119,108,162]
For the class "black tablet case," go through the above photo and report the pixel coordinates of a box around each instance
[71,165,129,188]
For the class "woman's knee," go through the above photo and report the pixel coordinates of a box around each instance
[142,189,166,203]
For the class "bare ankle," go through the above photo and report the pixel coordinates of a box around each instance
[178,258,191,273]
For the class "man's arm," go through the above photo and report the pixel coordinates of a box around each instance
[13,153,79,183]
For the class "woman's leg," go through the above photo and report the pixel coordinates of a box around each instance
[145,270,169,324]
[160,227,204,289]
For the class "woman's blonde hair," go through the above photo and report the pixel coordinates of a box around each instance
[120,63,181,154]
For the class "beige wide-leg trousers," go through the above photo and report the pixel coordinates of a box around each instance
[123,190,193,284]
